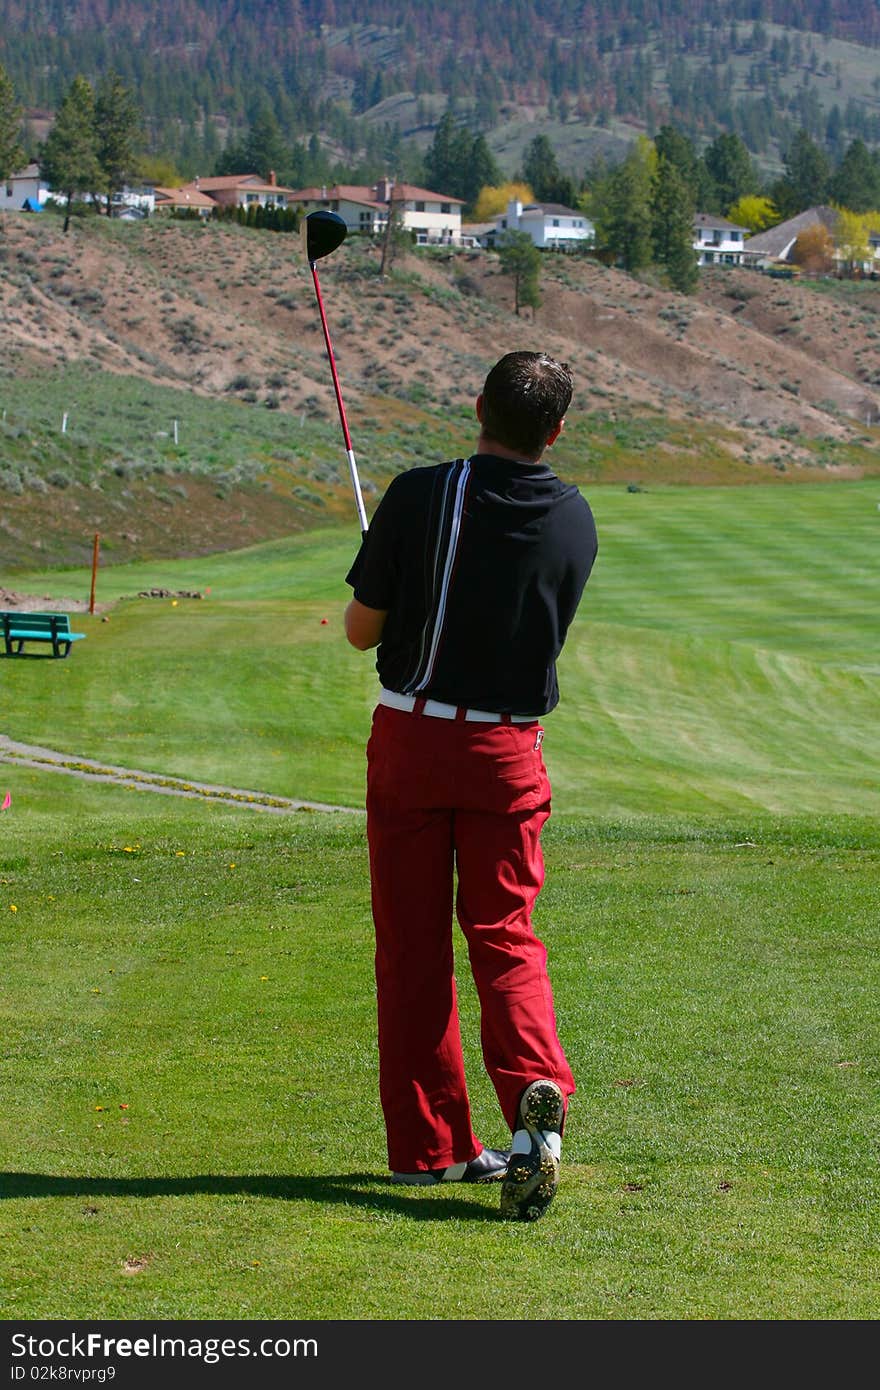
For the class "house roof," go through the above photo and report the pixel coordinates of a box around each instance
[286,185,386,210]
[694,212,749,231]
[154,185,217,209]
[10,162,41,181]
[743,205,839,257]
[386,183,464,205]
[191,173,297,195]
[519,202,585,218]
[287,181,463,208]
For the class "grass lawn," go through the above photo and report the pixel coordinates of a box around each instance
[1,480,878,1320]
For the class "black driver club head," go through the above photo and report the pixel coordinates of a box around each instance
[303,209,348,266]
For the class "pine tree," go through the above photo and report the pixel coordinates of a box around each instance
[776,129,831,216]
[39,76,103,232]
[498,230,541,317]
[701,132,757,215]
[829,139,880,213]
[95,72,141,213]
[593,141,655,272]
[651,157,698,294]
[0,63,24,187]
[242,104,288,183]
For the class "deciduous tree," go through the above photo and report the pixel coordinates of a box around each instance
[834,207,871,275]
[726,194,779,232]
[472,181,534,221]
[790,223,835,273]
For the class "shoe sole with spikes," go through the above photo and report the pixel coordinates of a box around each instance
[500,1079,564,1222]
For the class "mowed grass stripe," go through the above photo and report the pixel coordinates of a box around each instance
[587,481,880,665]
[5,481,878,815]
[551,623,880,815]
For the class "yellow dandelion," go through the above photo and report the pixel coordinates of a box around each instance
[9,904,17,913]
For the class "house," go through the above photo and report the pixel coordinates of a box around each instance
[692,213,750,266]
[742,206,840,269]
[0,162,50,212]
[284,184,388,234]
[490,199,594,250]
[153,184,218,218]
[287,178,466,244]
[187,171,297,210]
[110,185,156,218]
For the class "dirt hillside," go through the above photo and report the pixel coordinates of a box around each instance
[1,211,878,573]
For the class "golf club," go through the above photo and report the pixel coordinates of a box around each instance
[302,210,368,537]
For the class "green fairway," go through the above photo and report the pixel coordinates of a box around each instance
[1,479,878,1320]
[5,480,880,816]
[0,774,877,1320]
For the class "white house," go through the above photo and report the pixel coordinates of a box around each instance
[0,162,49,212]
[491,199,594,250]
[692,213,750,266]
[110,185,156,218]
[189,172,297,209]
[287,178,465,244]
[285,184,388,234]
[741,206,840,269]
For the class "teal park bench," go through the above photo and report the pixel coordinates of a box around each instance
[1,611,87,658]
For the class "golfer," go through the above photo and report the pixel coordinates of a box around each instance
[344,351,598,1220]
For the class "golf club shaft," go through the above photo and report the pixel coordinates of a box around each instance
[310,262,368,537]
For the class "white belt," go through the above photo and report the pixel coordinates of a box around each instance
[379,687,536,723]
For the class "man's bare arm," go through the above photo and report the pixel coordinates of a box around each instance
[345,598,388,650]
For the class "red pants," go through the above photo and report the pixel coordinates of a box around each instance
[365,703,575,1173]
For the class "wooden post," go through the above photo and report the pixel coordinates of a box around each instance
[89,533,100,615]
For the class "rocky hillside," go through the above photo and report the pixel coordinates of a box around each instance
[0,210,878,570]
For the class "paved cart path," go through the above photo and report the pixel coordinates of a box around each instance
[0,735,361,815]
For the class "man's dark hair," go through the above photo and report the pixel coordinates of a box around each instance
[480,351,573,458]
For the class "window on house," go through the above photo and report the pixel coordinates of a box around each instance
[441,203,450,214]
[5,184,11,197]
[552,218,559,227]
[415,201,425,212]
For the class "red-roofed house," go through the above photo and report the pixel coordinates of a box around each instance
[154,184,218,218]
[187,171,298,210]
[287,177,465,244]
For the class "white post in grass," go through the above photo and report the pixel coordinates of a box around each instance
[173,419,179,444]
[62,412,68,433]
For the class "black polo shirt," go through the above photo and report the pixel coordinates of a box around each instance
[345,454,598,716]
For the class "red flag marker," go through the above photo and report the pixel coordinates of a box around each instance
[1,792,10,811]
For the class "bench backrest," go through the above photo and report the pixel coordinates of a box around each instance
[1,611,73,635]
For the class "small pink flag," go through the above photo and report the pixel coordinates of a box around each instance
[1,792,10,810]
